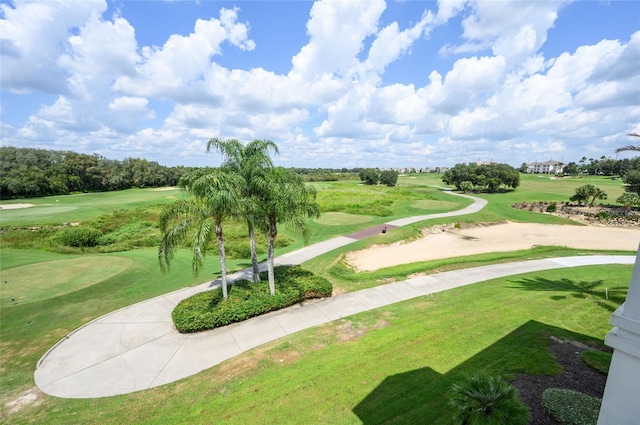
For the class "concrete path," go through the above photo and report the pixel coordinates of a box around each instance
[33,190,631,398]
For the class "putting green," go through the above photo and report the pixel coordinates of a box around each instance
[314,212,374,226]
[411,199,459,210]
[0,256,133,306]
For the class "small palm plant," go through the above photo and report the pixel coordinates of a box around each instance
[449,374,529,425]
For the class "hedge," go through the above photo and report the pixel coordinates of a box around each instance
[172,265,332,333]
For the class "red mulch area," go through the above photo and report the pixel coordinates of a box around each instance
[511,338,608,424]
[346,224,397,240]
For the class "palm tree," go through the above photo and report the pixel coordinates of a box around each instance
[589,187,608,207]
[207,138,279,284]
[449,374,529,425]
[615,132,640,153]
[571,184,607,207]
[158,170,242,300]
[257,167,320,295]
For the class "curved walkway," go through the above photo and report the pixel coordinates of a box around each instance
[34,191,632,398]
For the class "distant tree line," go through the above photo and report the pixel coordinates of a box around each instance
[0,147,195,198]
[442,163,520,193]
[522,156,640,177]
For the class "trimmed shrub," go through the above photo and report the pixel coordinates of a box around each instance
[542,388,601,425]
[449,374,529,425]
[172,266,332,333]
[56,226,102,247]
[580,350,612,375]
[546,203,557,213]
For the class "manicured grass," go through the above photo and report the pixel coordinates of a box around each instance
[0,187,187,226]
[314,212,374,226]
[580,350,612,374]
[3,264,631,424]
[0,256,133,307]
[0,248,200,397]
[401,173,628,225]
[1,172,635,424]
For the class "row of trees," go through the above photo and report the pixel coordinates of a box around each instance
[442,163,520,193]
[158,139,319,300]
[560,156,640,177]
[0,147,193,198]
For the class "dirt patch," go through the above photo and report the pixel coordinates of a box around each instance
[336,320,367,343]
[511,337,608,425]
[3,387,44,416]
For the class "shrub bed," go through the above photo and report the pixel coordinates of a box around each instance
[542,388,601,425]
[172,266,332,333]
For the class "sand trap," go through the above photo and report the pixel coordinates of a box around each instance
[0,203,36,210]
[150,187,178,191]
[346,222,640,272]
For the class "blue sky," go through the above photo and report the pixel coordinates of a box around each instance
[1,0,639,168]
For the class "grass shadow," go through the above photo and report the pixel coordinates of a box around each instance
[509,276,627,312]
[353,320,600,425]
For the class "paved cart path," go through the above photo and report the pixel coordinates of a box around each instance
[34,190,635,398]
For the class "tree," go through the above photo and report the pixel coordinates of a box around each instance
[358,168,380,185]
[379,170,399,187]
[571,184,607,207]
[615,132,640,153]
[563,161,578,175]
[257,167,320,295]
[207,138,279,284]
[616,192,640,215]
[623,170,640,196]
[442,163,474,191]
[442,163,519,192]
[158,170,243,300]
[589,187,608,206]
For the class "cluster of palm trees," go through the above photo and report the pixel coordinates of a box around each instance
[158,138,320,299]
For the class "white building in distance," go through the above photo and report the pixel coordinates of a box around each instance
[527,160,564,174]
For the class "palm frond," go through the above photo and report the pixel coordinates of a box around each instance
[615,144,640,153]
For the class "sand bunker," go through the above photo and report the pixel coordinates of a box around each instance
[0,203,35,210]
[346,222,640,272]
[150,187,177,191]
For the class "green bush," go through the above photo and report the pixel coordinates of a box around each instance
[55,226,103,247]
[580,350,612,375]
[449,374,529,425]
[172,266,332,333]
[97,221,160,249]
[542,388,601,425]
[546,203,557,213]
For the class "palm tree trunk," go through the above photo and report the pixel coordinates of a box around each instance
[248,221,260,283]
[267,219,277,295]
[215,224,228,300]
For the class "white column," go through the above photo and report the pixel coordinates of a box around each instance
[598,244,640,425]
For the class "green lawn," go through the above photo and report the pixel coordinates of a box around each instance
[0,173,635,424]
[2,263,631,424]
[0,187,187,226]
